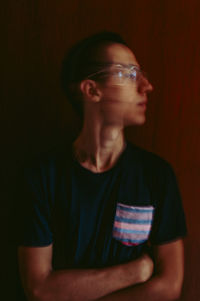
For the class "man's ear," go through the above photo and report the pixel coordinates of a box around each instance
[80,80,102,102]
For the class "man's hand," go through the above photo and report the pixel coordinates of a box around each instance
[138,253,154,282]
[123,253,154,284]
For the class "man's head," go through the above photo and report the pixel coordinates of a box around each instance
[61,32,153,126]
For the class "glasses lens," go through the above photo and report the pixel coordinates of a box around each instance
[86,64,148,84]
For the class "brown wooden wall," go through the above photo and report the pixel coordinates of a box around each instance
[1,1,200,300]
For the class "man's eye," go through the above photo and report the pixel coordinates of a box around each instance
[129,71,137,79]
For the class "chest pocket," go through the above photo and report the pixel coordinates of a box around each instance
[113,203,154,246]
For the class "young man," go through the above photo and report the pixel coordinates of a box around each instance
[18,32,187,301]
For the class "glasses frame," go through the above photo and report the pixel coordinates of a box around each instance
[85,63,148,82]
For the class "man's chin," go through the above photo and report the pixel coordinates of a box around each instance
[124,115,146,127]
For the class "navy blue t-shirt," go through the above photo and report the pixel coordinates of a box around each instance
[18,140,187,269]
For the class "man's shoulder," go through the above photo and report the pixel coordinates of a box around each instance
[126,141,180,201]
[126,141,173,174]
[22,140,74,175]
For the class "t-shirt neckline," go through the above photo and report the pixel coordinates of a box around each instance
[71,141,129,177]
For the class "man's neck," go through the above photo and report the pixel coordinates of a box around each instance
[72,124,126,173]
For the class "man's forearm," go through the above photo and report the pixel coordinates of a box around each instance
[27,255,153,301]
[97,274,181,301]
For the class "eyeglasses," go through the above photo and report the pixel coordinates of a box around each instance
[85,63,148,83]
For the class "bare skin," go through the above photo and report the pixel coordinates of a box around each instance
[18,246,154,301]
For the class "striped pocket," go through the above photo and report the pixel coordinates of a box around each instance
[113,203,154,246]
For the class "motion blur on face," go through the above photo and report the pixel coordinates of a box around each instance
[81,42,153,128]
[62,33,153,129]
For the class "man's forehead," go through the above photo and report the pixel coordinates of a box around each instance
[101,43,139,67]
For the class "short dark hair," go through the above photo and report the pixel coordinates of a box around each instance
[61,31,127,119]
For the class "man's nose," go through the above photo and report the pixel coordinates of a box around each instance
[147,80,153,92]
[139,77,154,94]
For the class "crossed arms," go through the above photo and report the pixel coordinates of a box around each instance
[18,239,184,301]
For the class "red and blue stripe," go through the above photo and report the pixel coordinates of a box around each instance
[113,203,154,246]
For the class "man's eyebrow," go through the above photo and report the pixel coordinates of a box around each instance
[88,61,141,68]
[127,63,141,68]
[112,63,140,68]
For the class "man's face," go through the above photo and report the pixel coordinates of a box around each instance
[96,43,153,127]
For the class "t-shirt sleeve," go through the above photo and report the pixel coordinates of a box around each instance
[17,159,53,247]
[149,161,187,245]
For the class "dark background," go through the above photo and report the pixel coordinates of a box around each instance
[1,1,200,300]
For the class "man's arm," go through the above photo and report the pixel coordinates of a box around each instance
[18,244,153,301]
[98,239,184,301]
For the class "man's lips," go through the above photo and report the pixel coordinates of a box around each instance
[137,99,147,105]
[137,95,148,105]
